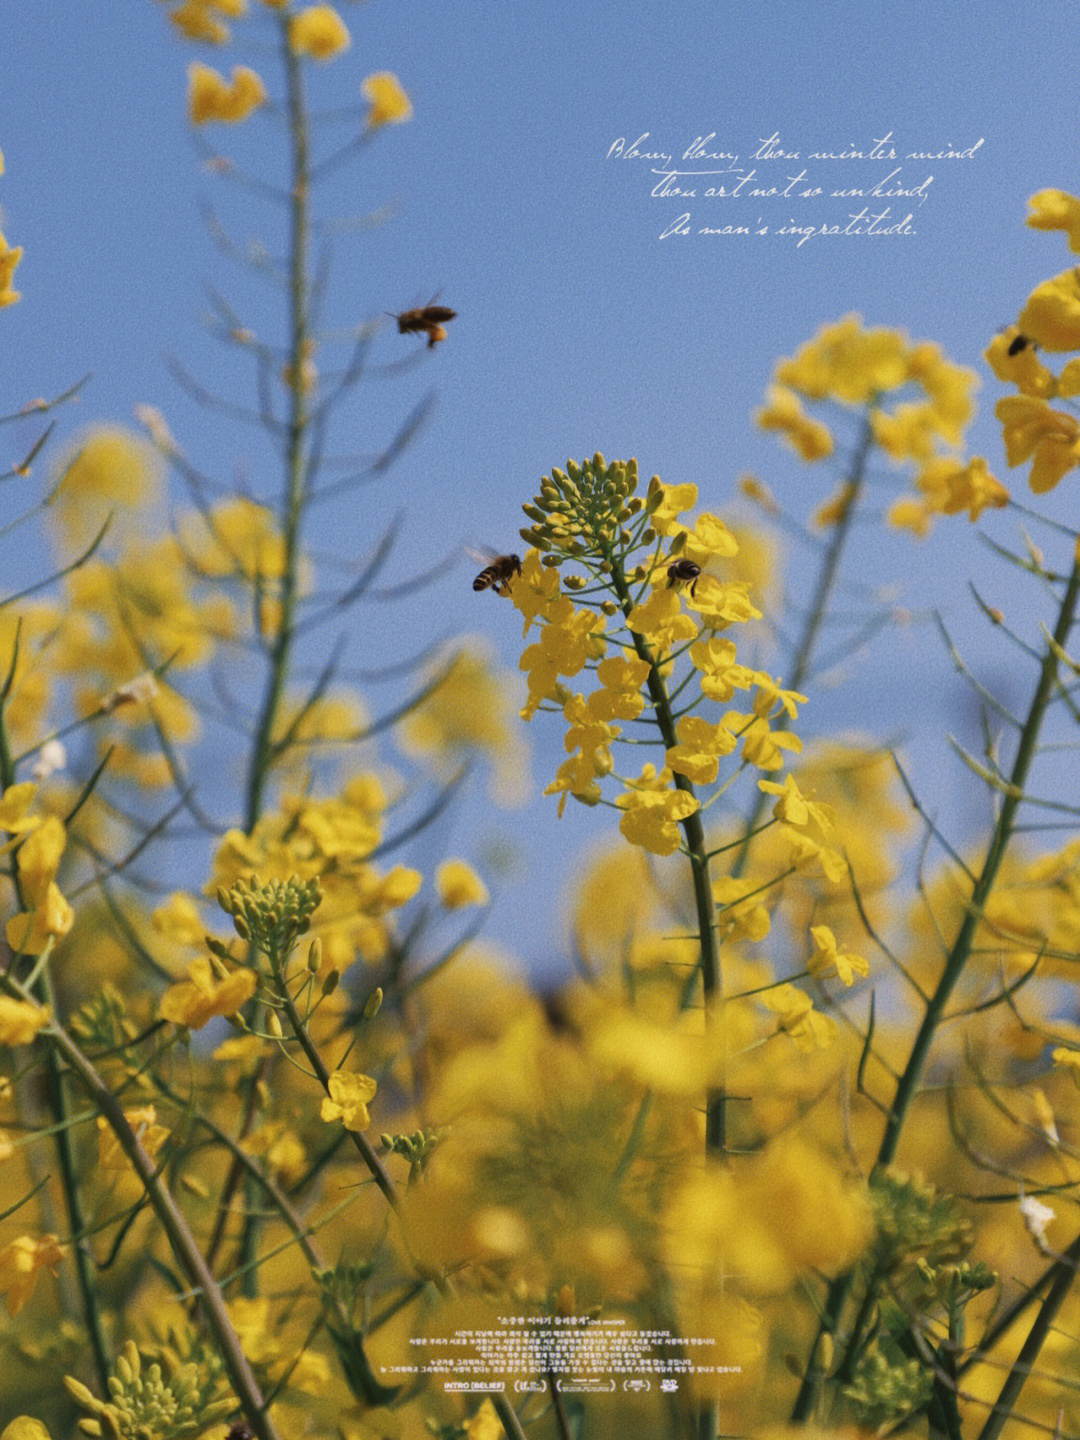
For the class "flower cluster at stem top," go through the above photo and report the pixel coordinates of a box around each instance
[507,454,826,866]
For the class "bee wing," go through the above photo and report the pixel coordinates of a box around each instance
[465,545,502,565]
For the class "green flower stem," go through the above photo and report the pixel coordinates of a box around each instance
[44,1022,281,1440]
[731,408,875,880]
[272,964,400,1214]
[244,28,311,833]
[238,27,313,1295]
[878,554,1080,1166]
[791,548,1080,1425]
[492,1394,529,1440]
[608,557,725,1154]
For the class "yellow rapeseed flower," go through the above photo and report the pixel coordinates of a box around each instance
[320,1071,377,1131]
[169,0,231,43]
[615,767,699,856]
[1018,267,1080,352]
[937,455,1009,520]
[97,1106,169,1170]
[51,425,164,558]
[984,328,1056,398]
[756,386,833,460]
[996,395,1080,493]
[758,773,833,833]
[0,996,51,1047]
[0,1235,65,1316]
[1027,189,1080,252]
[807,924,869,986]
[187,63,267,125]
[887,495,934,537]
[647,480,699,535]
[159,956,257,1029]
[289,5,350,60]
[16,816,66,905]
[0,233,22,308]
[5,884,74,956]
[626,586,698,651]
[666,714,738,785]
[436,860,490,909]
[760,983,836,1052]
[362,72,413,128]
[0,782,40,851]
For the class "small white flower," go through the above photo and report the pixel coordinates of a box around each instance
[1019,1192,1056,1254]
[31,740,67,781]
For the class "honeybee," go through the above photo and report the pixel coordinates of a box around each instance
[666,557,701,598]
[473,553,522,596]
[393,302,458,349]
[1007,332,1035,357]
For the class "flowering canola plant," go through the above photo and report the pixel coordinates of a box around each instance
[9,10,1080,1437]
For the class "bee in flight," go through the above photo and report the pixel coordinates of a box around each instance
[392,301,458,349]
[666,557,701,598]
[473,553,522,596]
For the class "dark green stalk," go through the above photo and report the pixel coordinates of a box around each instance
[244,28,311,832]
[975,1226,1080,1440]
[608,556,725,1153]
[237,26,313,1292]
[607,552,723,1440]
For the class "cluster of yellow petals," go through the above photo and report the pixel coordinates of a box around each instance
[615,764,700,856]
[544,692,620,814]
[96,1105,170,1171]
[665,1138,872,1297]
[435,859,490,909]
[288,4,350,60]
[319,1070,377,1131]
[5,813,74,956]
[762,316,998,536]
[0,232,22,309]
[0,1235,65,1317]
[980,191,1080,496]
[362,72,413,129]
[158,956,258,1029]
[806,923,869,987]
[889,454,1010,536]
[208,780,421,970]
[759,983,837,1052]
[188,62,267,126]
[756,386,834,461]
[993,394,1080,495]
[0,995,51,1046]
[167,0,243,45]
[50,425,164,558]
[0,149,15,308]
[518,591,606,721]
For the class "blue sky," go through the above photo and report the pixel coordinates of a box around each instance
[2,3,1078,973]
